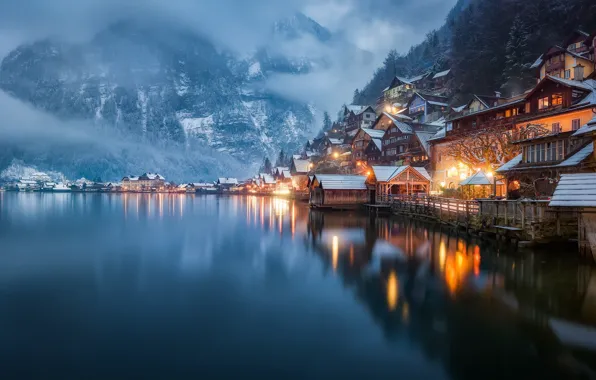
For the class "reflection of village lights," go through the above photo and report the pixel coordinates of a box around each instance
[402,302,410,324]
[387,271,399,311]
[272,197,289,216]
[273,188,291,195]
[332,235,339,271]
[439,240,446,272]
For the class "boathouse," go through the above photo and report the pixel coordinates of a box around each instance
[370,165,431,202]
[550,173,596,263]
[309,174,369,208]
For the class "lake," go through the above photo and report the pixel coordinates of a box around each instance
[0,192,595,379]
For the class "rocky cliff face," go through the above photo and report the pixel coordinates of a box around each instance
[0,14,325,180]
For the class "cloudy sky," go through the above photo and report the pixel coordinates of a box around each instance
[0,0,456,109]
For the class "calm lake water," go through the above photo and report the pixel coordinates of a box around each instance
[1,192,595,379]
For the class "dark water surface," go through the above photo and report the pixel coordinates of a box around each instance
[1,193,595,379]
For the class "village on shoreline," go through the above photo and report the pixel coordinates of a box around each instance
[3,30,596,261]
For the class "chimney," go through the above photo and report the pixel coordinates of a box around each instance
[574,64,585,81]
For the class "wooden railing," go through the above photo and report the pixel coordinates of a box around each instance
[379,195,578,241]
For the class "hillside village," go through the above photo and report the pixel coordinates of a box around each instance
[279,29,596,202]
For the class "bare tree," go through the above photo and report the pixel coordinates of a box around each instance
[445,123,550,169]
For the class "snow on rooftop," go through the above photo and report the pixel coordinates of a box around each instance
[546,75,595,91]
[218,177,239,185]
[452,104,467,113]
[383,112,412,133]
[459,171,501,186]
[558,143,593,167]
[572,115,596,137]
[292,158,310,173]
[428,100,449,107]
[314,174,367,190]
[361,128,385,139]
[496,154,522,173]
[432,69,450,79]
[550,173,596,207]
[328,138,343,145]
[530,54,543,69]
[414,131,436,156]
[371,138,382,151]
[428,127,446,141]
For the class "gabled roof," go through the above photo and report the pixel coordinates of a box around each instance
[371,165,431,182]
[313,174,368,190]
[383,112,413,134]
[218,177,238,185]
[473,94,499,108]
[496,154,522,173]
[414,131,436,156]
[282,170,292,178]
[370,138,382,151]
[572,115,596,137]
[292,158,311,173]
[550,173,596,207]
[459,171,499,186]
[432,69,451,79]
[344,105,366,114]
[361,128,386,139]
[384,76,412,91]
[409,91,449,105]
[523,76,594,102]
[354,105,375,115]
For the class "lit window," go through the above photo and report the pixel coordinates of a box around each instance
[538,97,549,110]
[552,93,563,106]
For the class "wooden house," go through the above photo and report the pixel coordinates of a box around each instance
[309,174,369,208]
[430,69,452,92]
[496,76,596,198]
[351,128,385,164]
[370,165,432,203]
[380,115,439,167]
[364,138,383,165]
[405,92,449,123]
[459,170,505,199]
[344,106,377,137]
[549,173,596,263]
[531,30,596,81]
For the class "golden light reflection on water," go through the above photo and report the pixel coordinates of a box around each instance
[332,235,339,271]
[387,271,399,311]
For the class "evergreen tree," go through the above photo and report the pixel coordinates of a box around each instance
[275,150,286,168]
[501,14,534,96]
[259,157,272,174]
[322,112,332,131]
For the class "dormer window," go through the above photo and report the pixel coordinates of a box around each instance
[538,97,550,110]
[552,93,563,106]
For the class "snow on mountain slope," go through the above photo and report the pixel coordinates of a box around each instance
[0,14,325,180]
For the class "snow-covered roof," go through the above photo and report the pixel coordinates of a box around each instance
[428,127,446,141]
[371,165,431,182]
[452,104,467,113]
[313,174,368,190]
[550,173,596,207]
[292,158,310,173]
[345,105,366,114]
[572,115,596,137]
[142,173,165,180]
[530,54,543,69]
[361,128,386,139]
[558,143,593,167]
[459,171,501,186]
[192,182,215,187]
[414,131,436,156]
[275,167,289,175]
[407,74,425,83]
[371,138,382,151]
[496,154,522,173]
[432,69,451,79]
[383,112,412,134]
[428,100,449,107]
[218,177,239,185]
[282,170,292,178]
[546,75,594,91]
[428,117,446,127]
[328,138,343,145]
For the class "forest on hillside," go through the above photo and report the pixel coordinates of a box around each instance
[353,0,596,106]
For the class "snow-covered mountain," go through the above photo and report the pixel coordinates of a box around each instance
[0,13,331,181]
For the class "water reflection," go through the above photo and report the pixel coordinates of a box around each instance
[0,193,595,379]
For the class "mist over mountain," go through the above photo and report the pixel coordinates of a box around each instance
[0,13,336,181]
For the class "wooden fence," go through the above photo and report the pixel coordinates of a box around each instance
[384,195,578,242]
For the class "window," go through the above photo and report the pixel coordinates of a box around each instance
[552,122,561,133]
[538,97,549,110]
[527,145,534,163]
[539,144,546,162]
[557,140,564,160]
[572,119,581,131]
[565,69,571,79]
[525,102,531,113]
[547,142,555,161]
[552,93,563,106]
